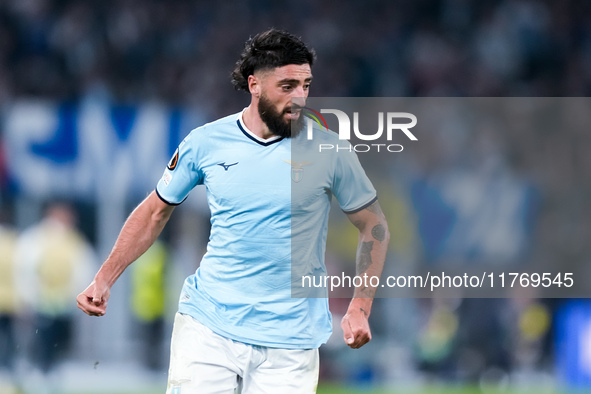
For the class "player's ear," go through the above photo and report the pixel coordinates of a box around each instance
[248,75,260,98]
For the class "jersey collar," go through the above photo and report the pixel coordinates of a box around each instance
[237,110,284,147]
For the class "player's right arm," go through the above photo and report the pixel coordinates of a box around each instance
[77,191,175,317]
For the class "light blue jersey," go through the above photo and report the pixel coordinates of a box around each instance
[156,110,376,349]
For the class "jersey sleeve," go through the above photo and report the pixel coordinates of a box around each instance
[332,144,377,213]
[156,131,203,205]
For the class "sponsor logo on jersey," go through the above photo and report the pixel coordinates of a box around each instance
[217,162,238,171]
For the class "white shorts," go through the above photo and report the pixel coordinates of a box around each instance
[166,312,319,394]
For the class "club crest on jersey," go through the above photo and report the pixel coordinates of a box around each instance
[167,148,179,171]
[283,160,312,183]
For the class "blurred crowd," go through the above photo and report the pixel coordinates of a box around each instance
[0,202,95,392]
[0,0,591,114]
[0,201,180,393]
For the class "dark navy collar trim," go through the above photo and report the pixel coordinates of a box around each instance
[236,120,284,147]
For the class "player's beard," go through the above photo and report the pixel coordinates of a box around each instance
[258,94,305,138]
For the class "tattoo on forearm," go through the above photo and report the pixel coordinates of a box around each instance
[358,241,373,273]
[371,224,386,242]
[358,286,376,298]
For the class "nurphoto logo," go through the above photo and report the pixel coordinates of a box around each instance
[304,108,417,153]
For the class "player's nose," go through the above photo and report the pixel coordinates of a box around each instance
[292,95,306,108]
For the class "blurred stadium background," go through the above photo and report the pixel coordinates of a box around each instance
[1,0,591,393]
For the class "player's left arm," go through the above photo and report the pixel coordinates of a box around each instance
[342,199,389,349]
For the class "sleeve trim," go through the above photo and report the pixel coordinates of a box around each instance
[342,195,378,214]
[155,188,184,206]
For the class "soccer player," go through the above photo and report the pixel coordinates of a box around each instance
[77,29,389,393]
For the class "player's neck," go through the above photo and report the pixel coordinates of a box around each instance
[242,105,275,140]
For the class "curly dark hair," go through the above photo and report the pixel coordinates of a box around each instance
[231,29,316,92]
